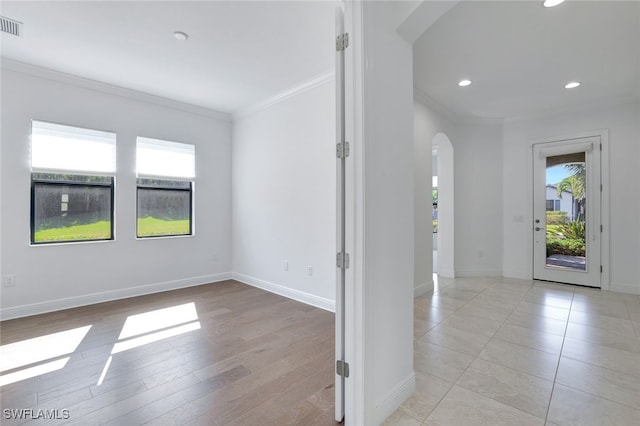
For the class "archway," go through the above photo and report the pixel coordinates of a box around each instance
[432,133,454,278]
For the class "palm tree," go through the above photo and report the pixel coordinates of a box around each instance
[557,163,586,221]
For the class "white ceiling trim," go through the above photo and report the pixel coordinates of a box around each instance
[503,94,640,124]
[414,86,503,126]
[233,69,334,121]
[1,59,232,122]
[397,0,459,44]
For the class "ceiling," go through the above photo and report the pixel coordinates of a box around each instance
[1,1,638,120]
[413,0,640,120]
[0,1,337,114]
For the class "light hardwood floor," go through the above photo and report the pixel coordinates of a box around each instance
[0,280,338,425]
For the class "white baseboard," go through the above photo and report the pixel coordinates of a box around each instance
[610,282,640,295]
[503,269,531,280]
[232,273,336,312]
[374,372,416,425]
[438,268,455,278]
[414,281,433,298]
[0,273,232,321]
[455,269,502,278]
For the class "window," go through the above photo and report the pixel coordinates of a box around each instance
[136,137,195,238]
[30,121,116,244]
[546,199,561,211]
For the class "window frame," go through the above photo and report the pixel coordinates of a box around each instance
[30,120,117,246]
[135,179,194,239]
[30,174,115,245]
[135,137,195,240]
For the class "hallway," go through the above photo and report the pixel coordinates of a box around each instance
[386,276,640,425]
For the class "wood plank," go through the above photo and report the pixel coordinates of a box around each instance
[0,280,335,425]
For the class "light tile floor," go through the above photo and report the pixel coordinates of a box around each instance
[385,275,640,425]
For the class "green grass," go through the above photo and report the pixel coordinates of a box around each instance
[34,217,189,242]
[137,217,190,237]
[35,221,111,242]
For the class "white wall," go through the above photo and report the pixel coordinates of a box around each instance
[434,132,455,278]
[503,100,640,293]
[454,121,503,277]
[0,64,233,319]
[231,78,336,311]
[413,101,435,292]
[413,97,503,281]
[359,1,416,423]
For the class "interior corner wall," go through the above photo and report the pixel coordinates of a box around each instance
[453,121,503,277]
[413,99,504,281]
[231,80,336,311]
[361,1,416,423]
[0,68,233,319]
[502,100,640,294]
[413,100,452,292]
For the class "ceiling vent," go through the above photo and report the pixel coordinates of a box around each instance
[1,16,23,37]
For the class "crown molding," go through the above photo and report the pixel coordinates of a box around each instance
[233,69,334,120]
[414,86,639,126]
[0,57,232,122]
[413,86,503,126]
[504,94,640,124]
[413,86,459,123]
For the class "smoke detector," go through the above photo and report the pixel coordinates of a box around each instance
[1,16,23,37]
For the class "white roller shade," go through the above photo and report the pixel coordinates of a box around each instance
[31,121,116,174]
[537,137,597,159]
[136,137,195,180]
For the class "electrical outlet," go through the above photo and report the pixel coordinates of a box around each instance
[3,275,15,287]
[307,266,313,276]
[283,260,288,271]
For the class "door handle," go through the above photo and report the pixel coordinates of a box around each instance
[535,227,542,231]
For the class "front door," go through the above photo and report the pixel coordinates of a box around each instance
[533,137,601,287]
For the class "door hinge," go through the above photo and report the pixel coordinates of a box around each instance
[336,252,350,269]
[336,33,349,51]
[601,265,603,273]
[601,224,603,232]
[336,360,350,377]
[336,141,350,159]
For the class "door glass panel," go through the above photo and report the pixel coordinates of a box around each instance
[545,153,586,271]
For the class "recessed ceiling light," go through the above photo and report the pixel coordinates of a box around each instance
[565,81,581,89]
[173,31,189,41]
[543,0,565,8]
[458,79,472,87]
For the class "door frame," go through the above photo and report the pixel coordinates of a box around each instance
[528,130,610,290]
[337,0,365,424]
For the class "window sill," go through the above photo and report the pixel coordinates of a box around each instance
[135,234,195,241]
[30,239,116,248]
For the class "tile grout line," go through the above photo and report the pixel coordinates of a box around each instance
[417,281,500,426]
[458,281,563,422]
[421,280,536,425]
[543,287,574,425]
[550,291,640,414]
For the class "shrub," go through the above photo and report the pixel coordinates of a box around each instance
[562,220,586,241]
[547,220,586,242]
[546,237,585,257]
[546,211,568,225]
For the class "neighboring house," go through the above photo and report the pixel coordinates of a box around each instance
[546,184,575,220]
